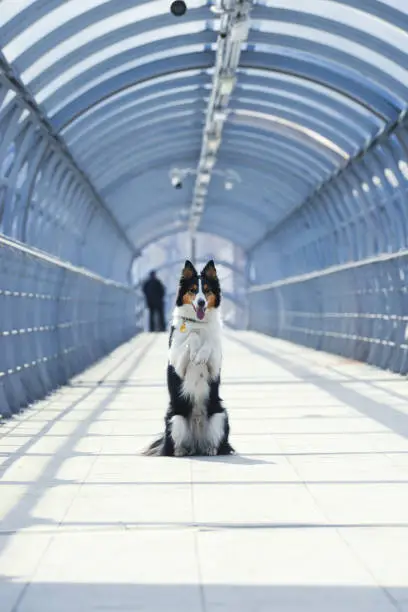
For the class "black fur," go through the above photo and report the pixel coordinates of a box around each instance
[142,259,233,457]
[176,260,221,308]
[165,364,232,456]
[143,362,234,457]
[176,260,197,307]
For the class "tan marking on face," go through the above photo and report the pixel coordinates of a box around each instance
[182,292,195,305]
[206,293,216,309]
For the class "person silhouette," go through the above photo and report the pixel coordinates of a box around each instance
[142,270,166,332]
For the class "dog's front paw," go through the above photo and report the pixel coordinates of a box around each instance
[205,446,218,456]
[174,358,188,379]
[188,334,201,361]
[174,446,188,457]
[194,345,211,365]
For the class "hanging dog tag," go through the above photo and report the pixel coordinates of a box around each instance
[180,322,187,333]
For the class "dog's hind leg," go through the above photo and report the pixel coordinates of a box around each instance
[217,416,235,455]
[171,415,192,457]
[205,412,227,455]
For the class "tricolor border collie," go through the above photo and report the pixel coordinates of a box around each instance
[143,259,234,457]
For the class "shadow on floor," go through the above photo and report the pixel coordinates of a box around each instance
[0,580,399,611]
[189,454,274,466]
[0,338,158,560]
[229,335,408,440]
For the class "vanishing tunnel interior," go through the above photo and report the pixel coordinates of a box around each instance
[1,0,408,416]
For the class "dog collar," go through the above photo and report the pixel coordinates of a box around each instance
[181,316,206,324]
[172,316,208,332]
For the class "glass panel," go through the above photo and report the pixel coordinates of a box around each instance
[65,84,202,143]
[399,160,408,179]
[252,22,408,84]
[384,167,399,187]
[21,0,206,82]
[18,109,30,123]
[0,0,35,27]
[0,142,16,178]
[238,82,356,122]
[16,161,29,189]
[31,22,205,99]
[44,43,210,115]
[62,69,202,137]
[2,0,110,61]
[0,89,17,112]
[238,68,385,125]
[257,0,408,38]
[234,108,349,159]
[361,0,408,14]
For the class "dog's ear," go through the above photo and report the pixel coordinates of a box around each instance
[181,260,197,280]
[202,260,217,279]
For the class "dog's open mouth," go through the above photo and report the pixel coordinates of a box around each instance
[194,305,206,320]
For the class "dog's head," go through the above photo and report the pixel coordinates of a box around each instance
[176,259,221,321]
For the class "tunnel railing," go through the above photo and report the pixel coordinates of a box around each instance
[0,234,142,417]
[248,249,408,375]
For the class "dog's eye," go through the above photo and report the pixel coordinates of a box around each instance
[203,285,212,294]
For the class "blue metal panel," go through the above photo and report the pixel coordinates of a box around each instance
[26,14,212,90]
[247,11,408,102]
[239,50,400,121]
[249,251,408,375]
[78,104,206,173]
[0,73,135,279]
[60,69,207,139]
[81,121,336,197]
[67,92,208,157]
[49,49,215,130]
[0,235,140,417]
[231,92,369,152]
[236,69,385,130]
[249,119,408,374]
[100,137,313,202]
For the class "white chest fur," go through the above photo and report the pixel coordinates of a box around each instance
[169,311,222,397]
[168,307,225,455]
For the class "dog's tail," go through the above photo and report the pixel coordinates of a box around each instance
[142,436,165,456]
[218,441,235,455]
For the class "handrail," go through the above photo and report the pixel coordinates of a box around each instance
[0,233,133,291]
[249,248,408,292]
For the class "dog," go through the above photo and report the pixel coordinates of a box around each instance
[143,259,234,457]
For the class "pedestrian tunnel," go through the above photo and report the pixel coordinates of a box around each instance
[1,0,408,416]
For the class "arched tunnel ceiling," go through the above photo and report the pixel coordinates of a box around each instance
[1,0,407,252]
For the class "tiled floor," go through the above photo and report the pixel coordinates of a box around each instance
[1,331,408,611]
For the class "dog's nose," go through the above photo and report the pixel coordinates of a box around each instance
[197,298,206,308]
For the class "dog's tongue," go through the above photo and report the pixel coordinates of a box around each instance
[196,307,205,321]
